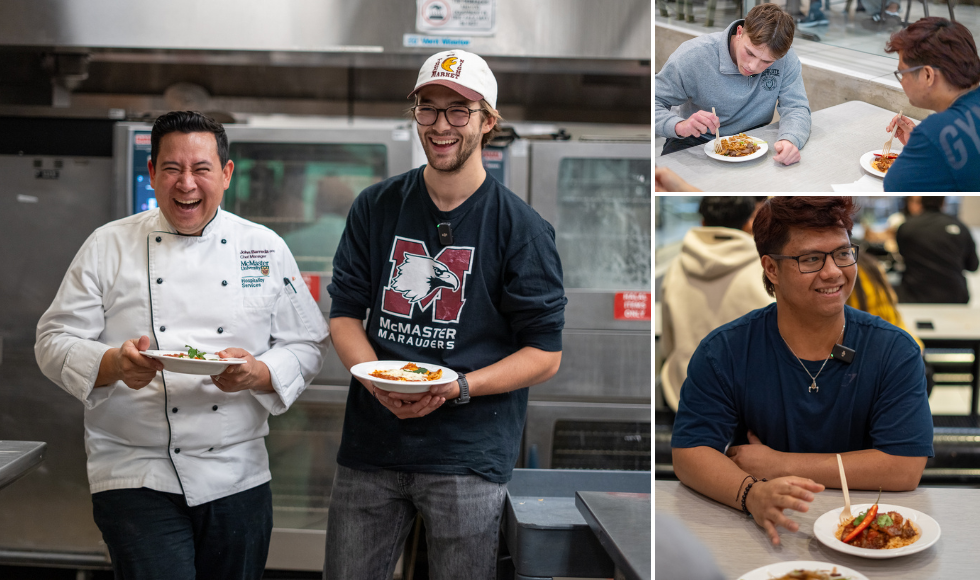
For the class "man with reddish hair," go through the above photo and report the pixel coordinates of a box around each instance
[656,4,811,165]
[672,197,933,546]
[881,18,980,191]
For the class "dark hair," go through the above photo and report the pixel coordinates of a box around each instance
[743,4,796,60]
[921,196,945,211]
[885,18,980,90]
[753,197,858,296]
[150,111,229,169]
[699,196,758,230]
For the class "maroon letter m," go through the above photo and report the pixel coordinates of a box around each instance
[381,236,474,324]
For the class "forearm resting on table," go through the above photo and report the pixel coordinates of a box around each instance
[672,446,757,510]
[774,449,926,491]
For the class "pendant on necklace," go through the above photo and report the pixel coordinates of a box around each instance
[809,380,819,393]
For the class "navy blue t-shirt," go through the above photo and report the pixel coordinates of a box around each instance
[671,304,934,458]
[328,167,566,483]
[884,86,980,192]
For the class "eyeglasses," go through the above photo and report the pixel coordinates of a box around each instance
[893,65,931,82]
[412,105,482,127]
[768,244,859,274]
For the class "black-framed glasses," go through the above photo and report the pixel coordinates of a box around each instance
[893,65,931,82]
[412,105,482,127]
[768,244,859,274]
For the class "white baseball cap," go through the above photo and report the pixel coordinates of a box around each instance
[408,50,497,110]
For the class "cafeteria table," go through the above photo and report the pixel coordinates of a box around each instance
[0,440,46,490]
[575,491,651,580]
[655,101,913,192]
[656,481,977,579]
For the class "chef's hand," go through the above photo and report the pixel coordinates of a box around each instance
[211,348,273,393]
[744,476,825,546]
[886,114,915,146]
[727,430,784,480]
[772,140,801,165]
[373,384,446,419]
[674,110,720,138]
[99,335,164,390]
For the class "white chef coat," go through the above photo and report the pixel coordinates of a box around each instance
[36,208,330,506]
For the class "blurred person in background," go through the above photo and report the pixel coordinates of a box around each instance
[654,166,701,192]
[672,197,933,546]
[34,111,329,580]
[896,195,978,304]
[660,196,773,412]
[655,4,810,165]
[881,18,980,191]
[655,514,726,580]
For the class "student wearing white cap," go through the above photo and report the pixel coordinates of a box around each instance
[323,50,566,578]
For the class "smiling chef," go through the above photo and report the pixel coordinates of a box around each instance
[35,111,329,580]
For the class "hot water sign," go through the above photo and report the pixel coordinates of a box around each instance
[614,292,651,321]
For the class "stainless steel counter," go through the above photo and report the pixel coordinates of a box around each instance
[575,491,651,580]
[0,441,45,491]
[656,481,977,579]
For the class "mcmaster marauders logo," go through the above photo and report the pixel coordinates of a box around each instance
[381,236,474,323]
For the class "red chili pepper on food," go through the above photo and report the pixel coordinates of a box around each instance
[843,488,882,544]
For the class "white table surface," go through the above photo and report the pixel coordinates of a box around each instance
[656,481,976,579]
[655,101,912,192]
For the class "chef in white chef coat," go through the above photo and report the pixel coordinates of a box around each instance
[35,111,329,580]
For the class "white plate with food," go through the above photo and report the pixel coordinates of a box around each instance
[859,149,900,178]
[140,348,246,376]
[813,503,940,559]
[350,360,458,393]
[703,133,768,162]
[738,560,869,580]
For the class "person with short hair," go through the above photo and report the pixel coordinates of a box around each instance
[671,197,933,546]
[323,50,566,579]
[35,111,330,579]
[655,4,811,165]
[660,197,773,412]
[882,18,980,191]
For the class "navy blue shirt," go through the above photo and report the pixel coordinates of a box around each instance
[884,86,980,192]
[328,167,566,483]
[672,304,934,458]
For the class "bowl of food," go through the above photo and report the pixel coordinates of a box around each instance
[859,149,899,178]
[350,360,458,393]
[814,501,940,558]
[704,133,768,162]
[141,345,246,376]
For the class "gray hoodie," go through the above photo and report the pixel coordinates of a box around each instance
[655,20,811,150]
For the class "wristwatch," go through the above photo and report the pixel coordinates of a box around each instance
[453,373,470,405]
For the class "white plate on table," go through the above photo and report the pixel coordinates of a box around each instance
[859,149,899,178]
[350,360,458,393]
[703,135,768,162]
[738,560,869,580]
[813,503,940,559]
[140,350,247,376]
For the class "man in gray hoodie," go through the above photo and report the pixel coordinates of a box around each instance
[656,4,811,165]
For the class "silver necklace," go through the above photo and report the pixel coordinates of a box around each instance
[782,320,846,393]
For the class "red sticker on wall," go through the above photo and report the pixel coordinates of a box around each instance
[301,273,321,302]
[614,292,651,320]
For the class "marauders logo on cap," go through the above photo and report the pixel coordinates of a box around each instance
[408,49,498,110]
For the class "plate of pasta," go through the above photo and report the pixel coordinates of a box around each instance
[738,561,868,580]
[703,133,768,162]
[813,503,940,559]
[350,360,458,393]
[859,149,900,178]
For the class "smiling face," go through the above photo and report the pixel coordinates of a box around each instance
[415,84,493,174]
[763,227,857,320]
[732,26,778,77]
[148,131,234,236]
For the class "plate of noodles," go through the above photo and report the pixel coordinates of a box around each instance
[814,503,940,559]
[704,133,768,162]
[738,560,868,580]
[859,149,900,178]
[350,360,457,393]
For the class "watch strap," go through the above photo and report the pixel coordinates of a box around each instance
[453,373,470,405]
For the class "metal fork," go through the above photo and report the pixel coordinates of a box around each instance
[881,109,903,159]
[837,453,853,525]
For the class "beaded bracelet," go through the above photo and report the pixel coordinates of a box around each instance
[740,477,768,516]
[735,474,755,502]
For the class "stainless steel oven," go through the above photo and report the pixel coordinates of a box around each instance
[522,139,652,471]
